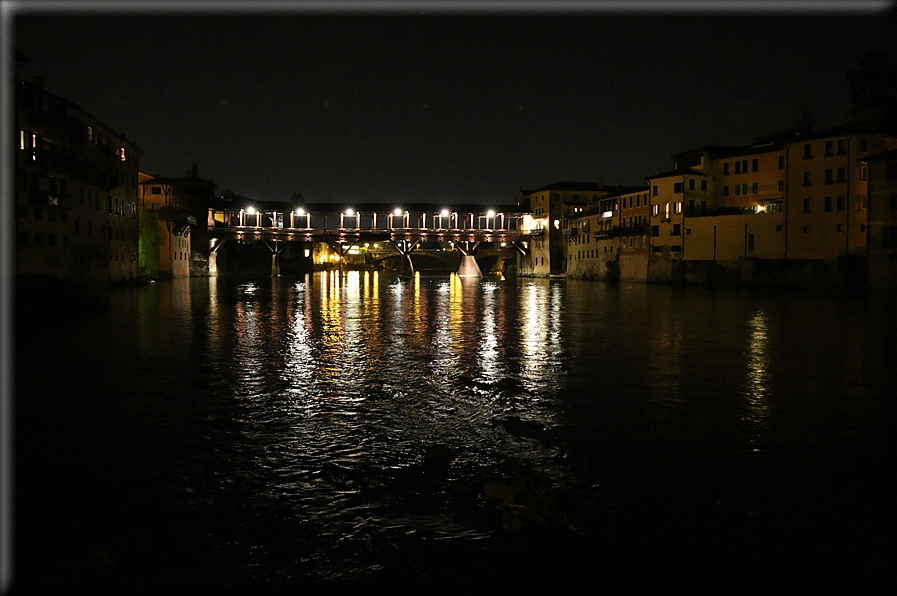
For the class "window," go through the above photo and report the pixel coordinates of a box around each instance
[735,161,742,174]
[664,203,670,218]
[741,183,748,195]
[803,198,811,213]
[779,179,785,192]
[671,224,681,236]
[741,159,748,172]
[723,185,730,197]
[860,164,868,181]
[34,233,42,246]
[752,159,759,172]
[825,140,833,155]
[837,167,846,183]
[824,196,833,212]
[837,139,846,154]
[778,155,785,169]
[803,144,812,159]
[803,171,811,186]
[688,179,695,191]
[47,234,56,248]
[824,169,833,184]
[652,185,658,196]
[837,196,845,211]
[151,186,161,195]
[651,225,659,237]
[803,226,811,233]
[652,204,659,216]
[701,180,707,191]
[890,195,897,211]
[673,182,683,193]
[675,202,682,214]
[837,224,844,232]
[747,233,755,252]
[120,147,127,162]
[735,185,741,196]
[776,224,783,232]
[861,138,868,152]
[884,227,897,249]
[752,182,759,195]
[723,162,729,175]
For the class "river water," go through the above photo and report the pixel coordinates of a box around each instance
[14,272,897,592]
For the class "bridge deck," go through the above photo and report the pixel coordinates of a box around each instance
[208,205,535,244]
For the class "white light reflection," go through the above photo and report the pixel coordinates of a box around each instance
[519,281,550,390]
[744,308,771,449]
[477,280,501,383]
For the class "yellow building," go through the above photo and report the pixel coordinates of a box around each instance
[138,173,217,279]
[517,181,610,276]
[861,148,897,288]
[15,77,141,287]
[562,126,897,286]
[565,186,648,281]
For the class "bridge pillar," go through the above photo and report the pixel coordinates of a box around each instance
[457,254,482,278]
[208,238,224,276]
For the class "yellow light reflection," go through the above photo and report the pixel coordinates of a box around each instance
[744,308,770,449]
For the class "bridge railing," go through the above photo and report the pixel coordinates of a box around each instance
[209,207,528,233]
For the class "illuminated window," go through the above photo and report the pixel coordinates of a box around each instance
[87,126,93,141]
[120,147,127,161]
[19,130,25,150]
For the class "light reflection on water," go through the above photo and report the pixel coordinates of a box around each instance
[14,273,897,591]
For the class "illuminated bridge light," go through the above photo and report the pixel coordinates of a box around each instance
[245,206,256,214]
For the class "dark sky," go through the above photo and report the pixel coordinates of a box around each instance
[11,3,897,205]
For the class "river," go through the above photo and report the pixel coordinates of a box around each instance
[13,272,897,592]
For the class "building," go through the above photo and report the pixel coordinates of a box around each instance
[861,148,897,288]
[565,186,648,281]
[517,181,611,276]
[560,126,897,286]
[15,76,141,287]
[138,173,217,279]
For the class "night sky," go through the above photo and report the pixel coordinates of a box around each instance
[11,3,896,205]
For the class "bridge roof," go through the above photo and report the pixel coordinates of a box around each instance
[209,198,528,214]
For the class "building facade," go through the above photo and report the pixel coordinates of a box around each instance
[861,148,897,288]
[557,127,897,286]
[138,173,217,279]
[15,77,141,286]
[517,181,610,276]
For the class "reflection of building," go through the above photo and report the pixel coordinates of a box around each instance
[15,76,141,285]
[138,173,217,279]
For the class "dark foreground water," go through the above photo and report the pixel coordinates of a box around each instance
[14,272,897,593]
